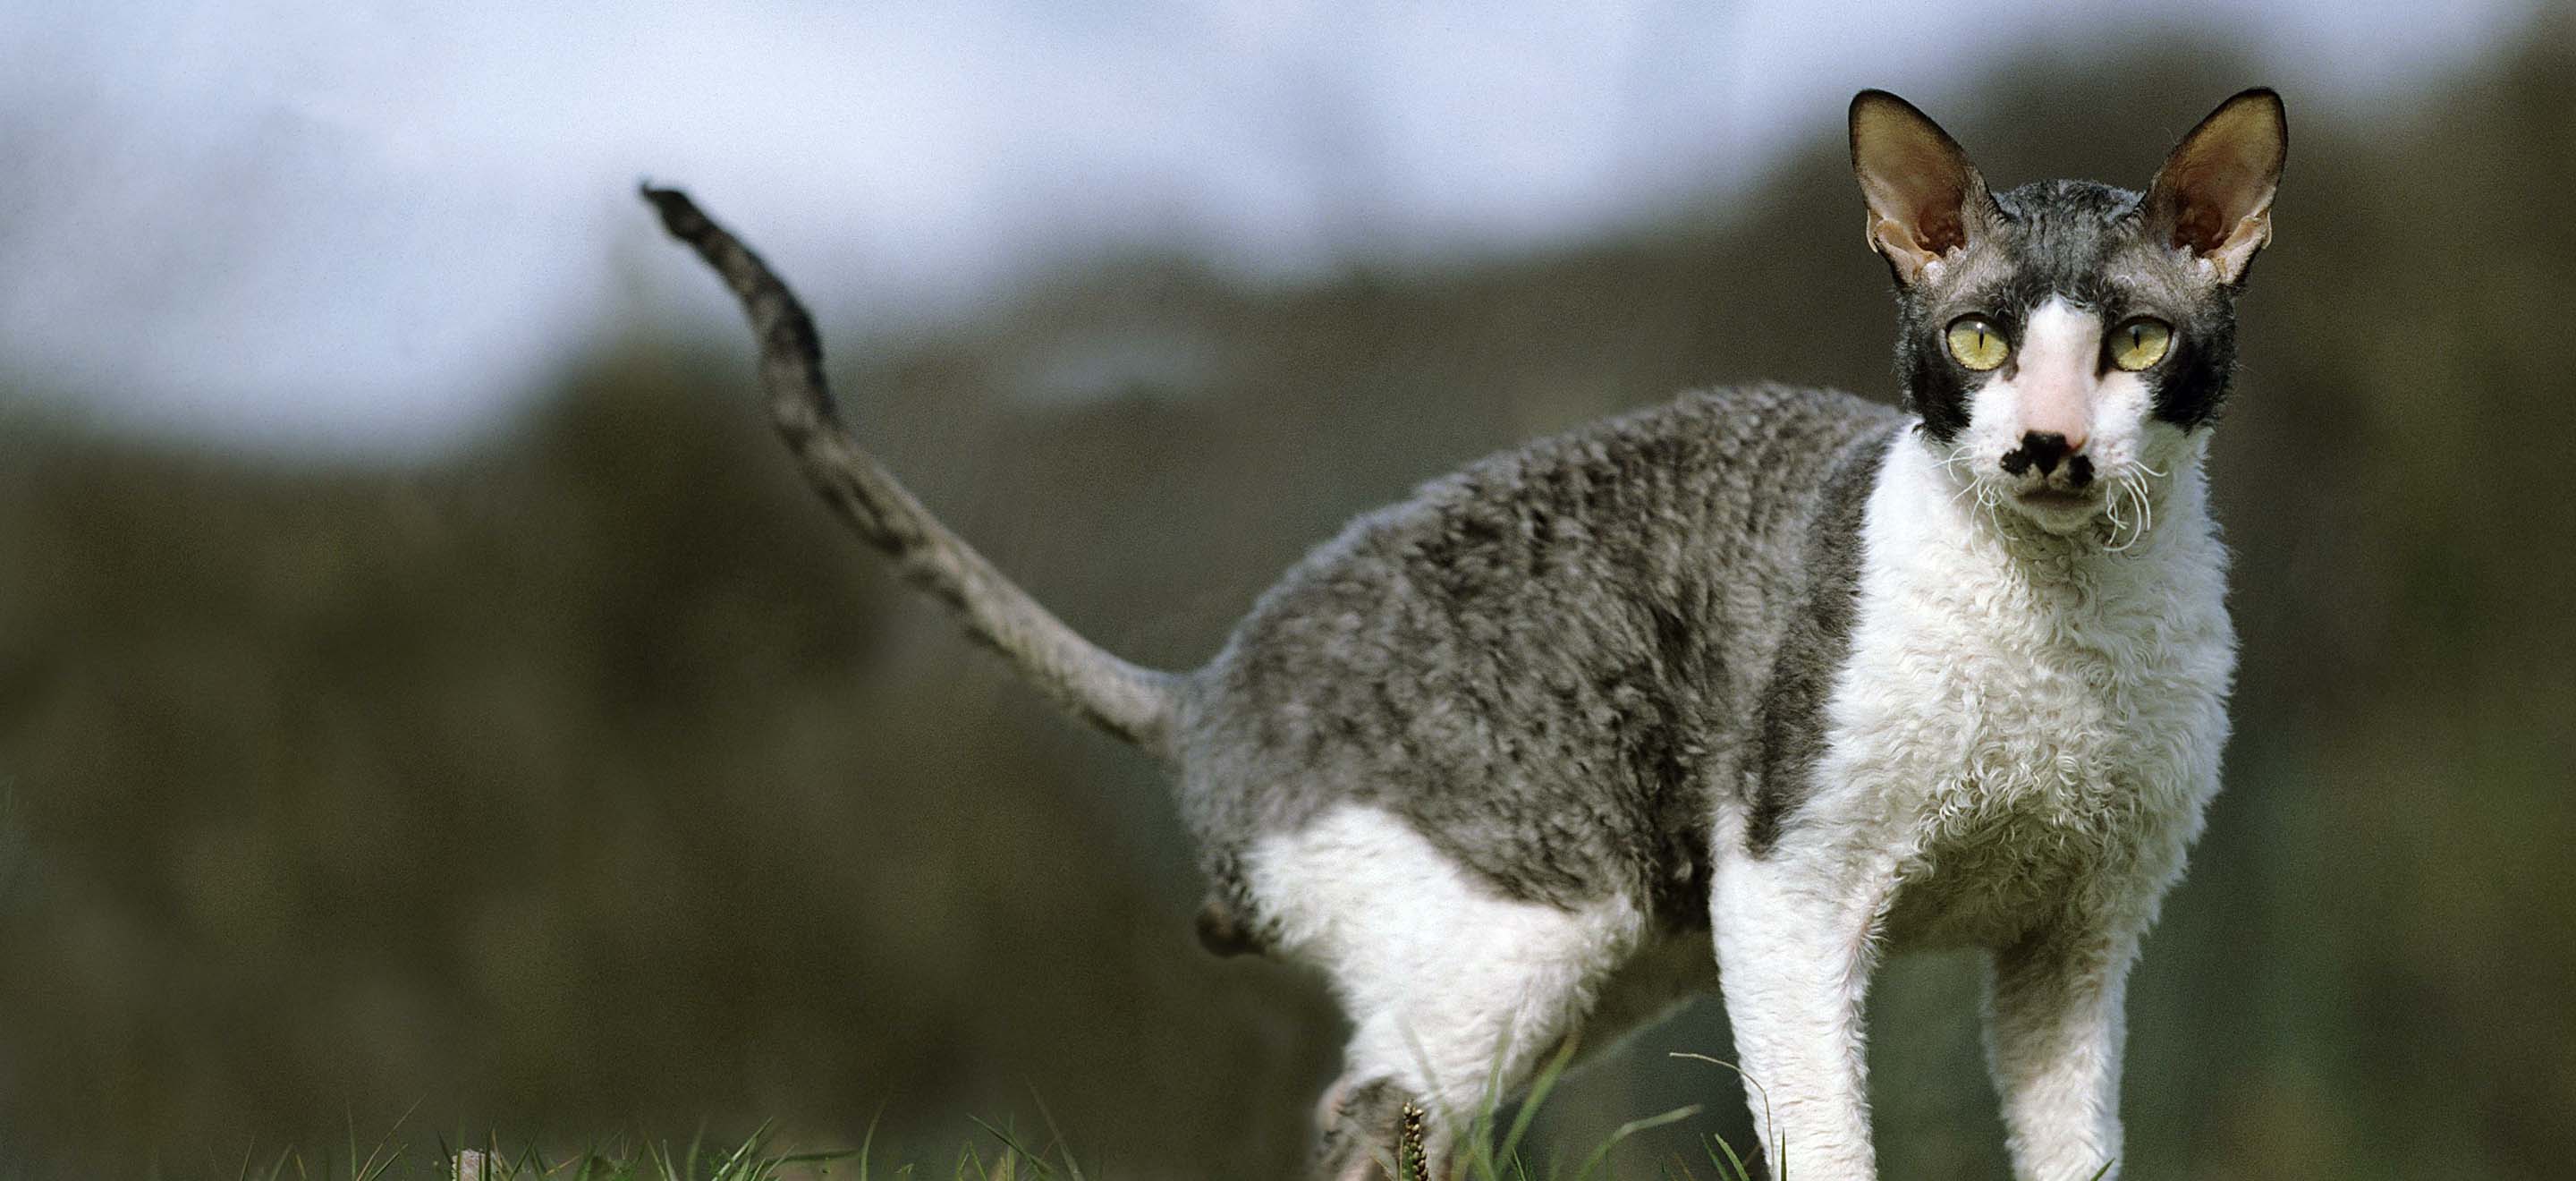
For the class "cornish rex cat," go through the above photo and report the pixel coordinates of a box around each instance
[644,85,2285,1181]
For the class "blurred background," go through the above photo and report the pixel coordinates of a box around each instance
[3,2,2571,1177]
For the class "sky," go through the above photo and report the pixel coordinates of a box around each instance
[0,0,2540,455]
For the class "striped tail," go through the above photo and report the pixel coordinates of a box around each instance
[643,185,1179,755]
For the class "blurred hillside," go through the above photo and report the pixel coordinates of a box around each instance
[4,24,2573,1180]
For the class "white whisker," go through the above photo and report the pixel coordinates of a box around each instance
[2112,477,2132,551]
[2099,472,2141,553]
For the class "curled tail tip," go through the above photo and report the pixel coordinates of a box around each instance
[639,183,715,242]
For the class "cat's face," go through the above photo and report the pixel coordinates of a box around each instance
[1851,89,2285,539]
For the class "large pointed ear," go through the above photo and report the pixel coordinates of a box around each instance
[2145,88,2286,285]
[1850,90,1997,285]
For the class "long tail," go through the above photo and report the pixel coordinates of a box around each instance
[642,185,1180,756]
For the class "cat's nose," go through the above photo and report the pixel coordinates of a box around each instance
[2003,430,2087,477]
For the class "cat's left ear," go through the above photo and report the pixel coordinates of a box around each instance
[2145,89,2287,285]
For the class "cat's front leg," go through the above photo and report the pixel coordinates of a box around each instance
[1982,922,2142,1181]
[1711,846,1894,1180]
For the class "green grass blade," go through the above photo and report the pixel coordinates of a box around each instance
[1705,1131,1754,1181]
[964,1116,1055,1179]
[1027,1089,1085,1181]
[708,1120,771,1180]
[1491,1038,1580,1172]
[1571,1105,1701,1181]
[857,1103,884,1181]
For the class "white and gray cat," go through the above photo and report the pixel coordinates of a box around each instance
[647,85,2284,1181]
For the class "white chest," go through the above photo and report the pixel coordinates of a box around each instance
[1813,440,2237,947]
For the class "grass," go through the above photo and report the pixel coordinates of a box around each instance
[221,1065,2126,1181]
[208,1104,1780,1181]
[201,1053,1864,1181]
[225,1120,864,1181]
[1422,1042,1764,1181]
[214,1125,1779,1181]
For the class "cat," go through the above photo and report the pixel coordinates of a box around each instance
[644,83,2284,1181]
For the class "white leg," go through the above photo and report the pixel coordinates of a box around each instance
[1983,927,2138,1181]
[1712,850,1892,1181]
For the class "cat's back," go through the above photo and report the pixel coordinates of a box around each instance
[1178,385,1902,921]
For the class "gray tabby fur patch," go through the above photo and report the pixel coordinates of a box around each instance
[1176,386,1899,936]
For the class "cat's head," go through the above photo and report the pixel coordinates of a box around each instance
[1849,89,2285,539]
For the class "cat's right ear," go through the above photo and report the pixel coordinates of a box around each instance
[1850,90,1998,286]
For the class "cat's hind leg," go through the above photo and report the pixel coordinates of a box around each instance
[1246,803,1646,1179]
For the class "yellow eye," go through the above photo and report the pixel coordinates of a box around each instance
[1945,317,2010,371]
[2110,318,2174,371]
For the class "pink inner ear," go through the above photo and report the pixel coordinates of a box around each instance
[2170,186,2230,253]
[1887,140,1971,254]
[1911,198,1966,257]
[2162,154,2255,252]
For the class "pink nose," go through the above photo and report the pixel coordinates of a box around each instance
[2019,387,2090,457]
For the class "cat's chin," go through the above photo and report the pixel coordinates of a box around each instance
[2006,487,2107,535]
